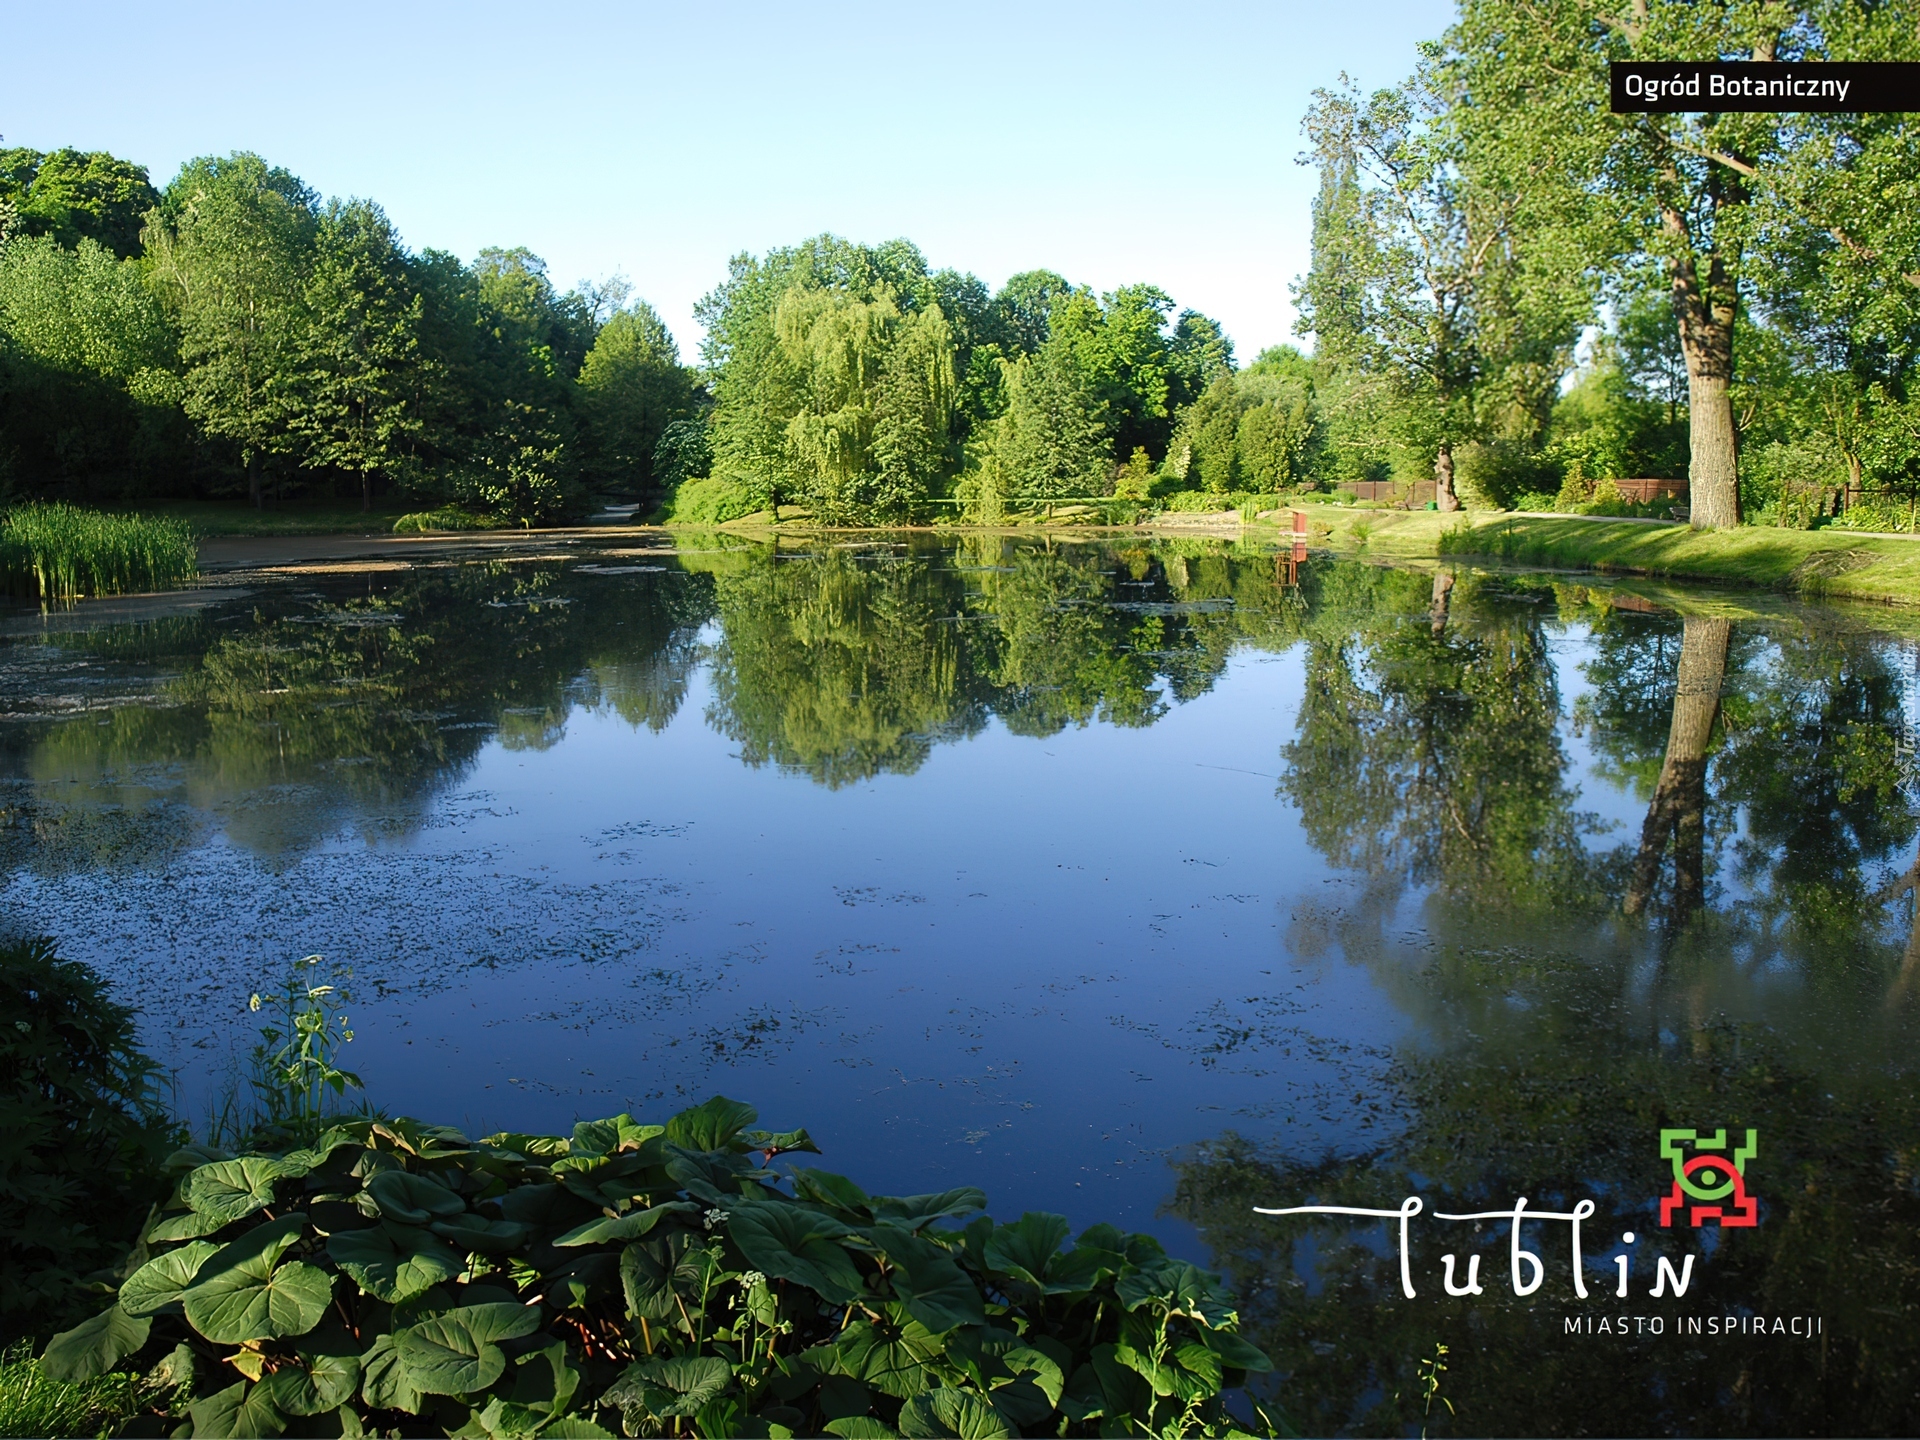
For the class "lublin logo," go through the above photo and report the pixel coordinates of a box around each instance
[1253,1125,1764,1302]
[1659,1128,1758,1228]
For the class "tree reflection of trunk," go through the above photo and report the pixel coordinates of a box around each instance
[1878,852,1920,1002]
[1624,617,1731,922]
[1430,570,1454,637]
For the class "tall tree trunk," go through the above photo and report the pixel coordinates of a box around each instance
[248,454,262,510]
[1625,617,1730,920]
[1434,440,1460,513]
[362,466,372,514]
[1667,218,1741,529]
[1430,569,1454,636]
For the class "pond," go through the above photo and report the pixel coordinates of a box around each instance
[5,533,1918,1436]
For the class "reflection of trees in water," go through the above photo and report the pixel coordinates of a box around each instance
[700,537,1311,786]
[1281,568,1604,917]
[1,562,716,869]
[1577,603,1917,966]
[1171,1010,1920,1436]
[1196,580,1920,1434]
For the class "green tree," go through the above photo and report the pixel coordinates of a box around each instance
[1296,71,1521,511]
[576,300,697,490]
[148,154,317,507]
[0,147,158,258]
[1447,0,1918,529]
[293,199,423,512]
[990,269,1073,355]
[0,235,183,489]
[990,338,1109,500]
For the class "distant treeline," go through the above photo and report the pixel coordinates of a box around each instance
[3,0,1916,530]
[0,148,693,520]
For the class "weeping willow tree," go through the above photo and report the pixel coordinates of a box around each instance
[770,288,956,522]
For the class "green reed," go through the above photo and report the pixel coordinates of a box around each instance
[0,503,199,601]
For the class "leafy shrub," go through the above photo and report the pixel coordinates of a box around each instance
[0,503,198,600]
[652,419,713,493]
[43,1097,1273,1437]
[453,444,580,525]
[1,935,180,1345]
[1454,439,1557,511]
[1743,439,1844,526]
[392,508,509,534]
[1510,490,1559,512]
[1158,490,1277,516]
[1829,498,1919,533]
[667,475,761,525]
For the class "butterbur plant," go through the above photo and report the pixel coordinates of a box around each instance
[40,1096,1275,1437]
[248,956,363,1138]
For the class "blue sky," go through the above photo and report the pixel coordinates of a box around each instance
[8,0,1456,362]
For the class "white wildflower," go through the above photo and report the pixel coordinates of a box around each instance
[704,1207,729,1230]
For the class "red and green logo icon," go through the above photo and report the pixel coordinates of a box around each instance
[1659,1128,1757,1227]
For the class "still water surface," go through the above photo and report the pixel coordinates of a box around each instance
[5,534,1918,1434]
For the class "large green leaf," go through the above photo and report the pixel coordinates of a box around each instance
[499,1181,599,1234]
[662,1146,758,1204]
[1115,1260,1234,1326]
[868,1224,985,1333]
[999,1346,1065,1406]
[824,1420,902,1439]
[328,1222,464,1302]
[552,1200,695,1247]
[897,1389,1013,1440]
[1088,1343,1152,1421]
[184,1157,288,1224]
[187,1380,287,1438]
[554,1150,667,1209]
[870,1189,987,1231]
[365,1169,467,1224]
[739,1127,821,1157]
[182,1252,332,1345]
[120,1240,219,1316]
[1114,1338,1222,1403]
[1037,1244,1119,1295]
[261,1352,361,1415]
[39,1305,150,1382]
[832,1318,943,1400]
[620,1232,704,1321]
[146,1209,225,1243]
[393,1303,542,1397]
[791,1169,873,1221]
[359,1335,423,1414]
[509,1341,579,1417]
[604,1355,732,1421]
[569,1114,664,1156]
[431,1211,532,1252]
[1196,1326,1274,1373]
[664,1095,759,1152]
[983,1213,1070,1287]
[728,1202,863,1302]
[541,1419,616,1438]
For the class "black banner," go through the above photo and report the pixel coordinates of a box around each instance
[1610,61,1920,112]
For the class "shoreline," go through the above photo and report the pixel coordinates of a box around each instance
[185,506,1920,607]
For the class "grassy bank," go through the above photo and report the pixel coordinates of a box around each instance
[1208,506,1920,606]
[133,499,412,537]
[0,503,199,601]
